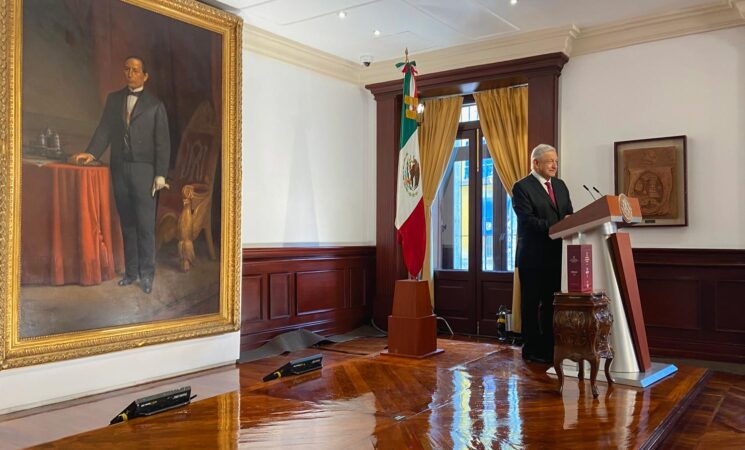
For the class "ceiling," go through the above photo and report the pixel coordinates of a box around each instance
[211,0,725,63]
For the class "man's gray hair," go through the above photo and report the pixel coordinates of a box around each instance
[531,144,557,162]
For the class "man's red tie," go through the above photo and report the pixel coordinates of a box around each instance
[545,181,556,206]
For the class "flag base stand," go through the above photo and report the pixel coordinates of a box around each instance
[380,279,443,359]
[380,348,444,359]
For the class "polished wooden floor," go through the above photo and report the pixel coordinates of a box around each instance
[0,337,731,449]
[661,371,745,449]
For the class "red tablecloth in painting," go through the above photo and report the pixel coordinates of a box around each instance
[21,162,125,286]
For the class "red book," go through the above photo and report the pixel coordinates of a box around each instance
[567,244,593,293]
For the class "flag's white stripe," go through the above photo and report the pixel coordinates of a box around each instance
[395,128,422,229]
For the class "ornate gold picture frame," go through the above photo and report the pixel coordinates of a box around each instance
[0,0,242,370]
[614,135,687,227]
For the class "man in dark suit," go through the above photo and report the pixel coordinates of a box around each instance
[72,56,170,294]
[512,144,573,363]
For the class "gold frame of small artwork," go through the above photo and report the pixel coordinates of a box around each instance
[0,0,242,370]
[614,135,688,227]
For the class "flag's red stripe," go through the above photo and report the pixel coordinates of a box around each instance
[397,199,426,277]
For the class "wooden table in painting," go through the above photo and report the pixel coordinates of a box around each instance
[21,161,124,286]
[553,292,615,398]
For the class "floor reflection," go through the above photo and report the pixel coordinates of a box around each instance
[423,367,527,449]
[24,339,708,449]
[449,370,474,449]
[238,392,378,449]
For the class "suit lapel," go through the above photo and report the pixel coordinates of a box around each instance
[527,175,558,213]
[129,91,151,124]
[553,179,567,212]
[117,89,129,128]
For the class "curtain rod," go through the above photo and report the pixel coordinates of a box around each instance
[421,83,528,102]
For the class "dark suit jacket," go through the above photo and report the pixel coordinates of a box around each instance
[86,88,170,177]
[512,174,573,271]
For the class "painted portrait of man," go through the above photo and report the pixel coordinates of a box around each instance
[20,0,224,338]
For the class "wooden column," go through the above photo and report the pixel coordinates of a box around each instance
[527,71,561,152]
[372,95,407,328]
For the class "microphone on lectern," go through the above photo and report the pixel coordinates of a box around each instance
[592,186,603,197]
[583,184,597,201]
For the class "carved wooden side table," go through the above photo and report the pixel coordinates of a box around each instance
[553,292,614,398]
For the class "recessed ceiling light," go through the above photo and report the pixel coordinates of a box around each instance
[510,0,517,5]
[373,29,381,37]
[338,11,347,19]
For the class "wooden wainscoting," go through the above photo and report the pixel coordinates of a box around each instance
[634,248,745,363]
[241,246,375,351]
[433,271,514,336]
[432,248,744,363]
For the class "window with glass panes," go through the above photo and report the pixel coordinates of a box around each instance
[436,103,517,272]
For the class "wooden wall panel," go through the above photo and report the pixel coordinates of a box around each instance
[637,279,702,330]
[241,275,263,324]
[480,280,514,317]
[269,273,291,319]
[478,279,513,336]
[634,248,745,363]
[714,280,745,334]
[434,277,474,333]
[241,246,375,351]
[436,280,472,311]
[296,270,345,315]
[349,267,366,308]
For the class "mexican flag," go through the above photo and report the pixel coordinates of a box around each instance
[394,58,425,278]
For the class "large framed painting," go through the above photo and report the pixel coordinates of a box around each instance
[614,135,687,227]
[0,0,242,369]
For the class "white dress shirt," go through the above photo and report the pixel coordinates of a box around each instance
[126,87,144,123]
[531,170,552,194]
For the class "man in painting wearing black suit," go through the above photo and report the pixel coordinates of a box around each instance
[72,56,170,294]
[512,144,573,363]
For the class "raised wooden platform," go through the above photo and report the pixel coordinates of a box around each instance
[15,338,712,449]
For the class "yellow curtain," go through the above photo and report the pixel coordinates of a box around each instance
[419,95,463,302]
[474,86,529,332]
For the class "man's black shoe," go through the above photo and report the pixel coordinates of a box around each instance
[118,276,137,286]
[140,277,153,294]
[523,354,552,364]
[530,356,552,364]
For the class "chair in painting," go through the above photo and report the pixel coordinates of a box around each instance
[156,101,220,272]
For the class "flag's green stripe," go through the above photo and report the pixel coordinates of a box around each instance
[399,64,417,149]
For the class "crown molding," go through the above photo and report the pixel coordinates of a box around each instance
[242,2,745,87]
[732,0,745,18]
[359,26,578,85]
[571,2,745,56]
[243,25,360,84]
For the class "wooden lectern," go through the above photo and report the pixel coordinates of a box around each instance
[382,280,443,358]
[548,195,677,388]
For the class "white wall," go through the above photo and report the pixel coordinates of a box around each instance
[242,52,376,245]
[560,26,745,249]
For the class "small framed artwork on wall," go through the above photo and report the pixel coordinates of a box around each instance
[614,135,687,227]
